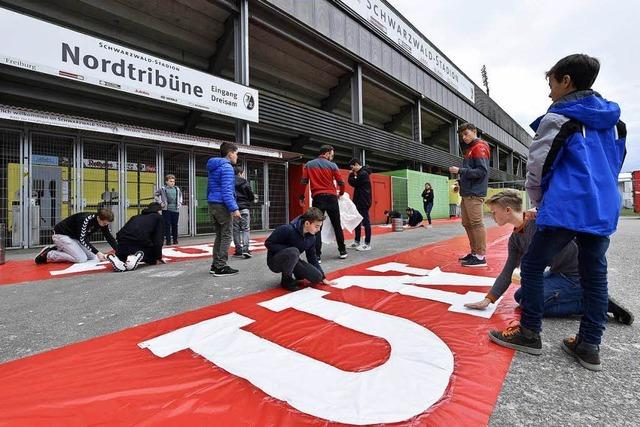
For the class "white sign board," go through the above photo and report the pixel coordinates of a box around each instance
[0,7,259,122]
[338,0,475,103]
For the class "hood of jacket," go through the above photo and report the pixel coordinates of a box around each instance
[207,157,230,172]
[531,90,620,131]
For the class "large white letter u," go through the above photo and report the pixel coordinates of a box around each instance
[139,288,454,425]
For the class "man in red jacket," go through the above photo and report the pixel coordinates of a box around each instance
[300,145,347,262]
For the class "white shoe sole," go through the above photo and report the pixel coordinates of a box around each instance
[107,254,127,272]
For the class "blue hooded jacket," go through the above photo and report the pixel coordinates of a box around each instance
[207,157,238,212]
[526,91,626,236]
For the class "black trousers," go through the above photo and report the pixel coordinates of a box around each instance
[312,194,345,255]
[116,242,158,265]
[163,210,179,243]
[267,247,323,284]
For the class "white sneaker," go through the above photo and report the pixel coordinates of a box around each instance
[427,225,433,229]
[107,254,127,272]
[356,244,371,251]
[349,242,361,248]
[125,251,144,271]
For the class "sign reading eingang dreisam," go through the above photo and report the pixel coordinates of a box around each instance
[0,7,259,123]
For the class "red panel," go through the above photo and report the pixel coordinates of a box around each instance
[288,164,309,220]
[370,174,392,224]
[0,226,517,426]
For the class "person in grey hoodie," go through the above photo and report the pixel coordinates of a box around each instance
[155,174,183,245]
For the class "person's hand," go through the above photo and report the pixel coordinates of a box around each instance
[232,210,241,218]
[96,252,107,262]
[449,166,459,174]
[322,278,336,286]
[464,298,491,310]
[524,207,537,221]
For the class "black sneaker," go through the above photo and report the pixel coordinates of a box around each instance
[339,251,348,259]
[165,240,172,246]
[35,245,56,264]
[562,336,602,371]
[281,276,300,292]
[242,251,252,259]
[461,255,487,267]
[210,265,239,277]
[173,239,179,245]
[489,324,542,355]
[608,296,634,325]
[233,252,244,258]
[458,253,474,261]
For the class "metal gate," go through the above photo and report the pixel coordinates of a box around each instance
[0,129,21,248]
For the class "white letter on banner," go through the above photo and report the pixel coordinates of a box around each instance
[331,263,500,318]
[139,288,453,425]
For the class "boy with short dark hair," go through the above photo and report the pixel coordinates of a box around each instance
[489,54,627,371]
[347,158,372,251]
[155,174,183,245]
[405,207,424,228]
[35,208,117,264]
[232,165,255,258]
[265,207,336,291]
[449,122,490,267]
[107,202,165,272]
[207,141,241,277]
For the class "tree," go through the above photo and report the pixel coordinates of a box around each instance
[481,65,490,97]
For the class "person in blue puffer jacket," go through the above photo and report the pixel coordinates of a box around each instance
[490,54,627,372]
[207,141,241,277]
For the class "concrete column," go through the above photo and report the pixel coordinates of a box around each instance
[413,99,422,143]
[235,0,250,145]
[351,63,363,124]
[450,118,459,156]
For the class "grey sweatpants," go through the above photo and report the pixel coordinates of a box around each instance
[47,234,97,263]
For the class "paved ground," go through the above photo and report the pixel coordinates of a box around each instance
[1,217,638,425]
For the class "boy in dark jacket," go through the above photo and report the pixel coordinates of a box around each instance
[233,165,256,258]
[35,208,117,264]
[265,207,336,291]
[489,54,627,371]
[449,122,490,267]
[406,208,424,228]
[348,158,372,251]
[107,202,165,272]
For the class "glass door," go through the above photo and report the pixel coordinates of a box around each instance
[125,145,158,222]
[163,149,191,235]
[246,160,264,230]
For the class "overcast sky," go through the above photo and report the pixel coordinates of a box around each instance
[391,0,640,172]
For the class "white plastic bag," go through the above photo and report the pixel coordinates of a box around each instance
[320,194,364,245]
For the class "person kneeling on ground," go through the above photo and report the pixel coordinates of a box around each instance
[406,207,424,228]
[464,190,633,325]
[265,207,336,291]
[107,202,165,272]
[384,209,402,225]
[35,208,117,264]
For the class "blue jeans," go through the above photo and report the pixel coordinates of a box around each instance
[423,202,433,224]
[354,204,371,245]
[514,272,582,317]
[520,226,610,345]
[233,209,251,254]
[163,210,179,244]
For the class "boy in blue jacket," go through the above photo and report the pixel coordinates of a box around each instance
[265,207,336,291]
[207,142,241,277]
[489,54,627,371]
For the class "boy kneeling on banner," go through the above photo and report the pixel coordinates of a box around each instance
[265,207,336,291]
[107,202,165,272]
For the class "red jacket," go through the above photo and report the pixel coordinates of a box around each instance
[300,156,345,199]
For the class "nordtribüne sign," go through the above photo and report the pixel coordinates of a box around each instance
[338,0,475,103]
[0,7,259,123]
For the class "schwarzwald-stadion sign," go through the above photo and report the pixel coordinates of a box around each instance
[0,7,259,123]
[339,0,475,103]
